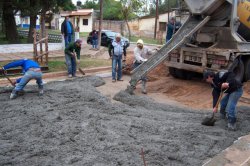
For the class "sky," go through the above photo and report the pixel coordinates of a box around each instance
[71,0,86,6]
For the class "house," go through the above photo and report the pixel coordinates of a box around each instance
[59,9,94,33]
[128,11,188,38]
[15,11,40,29]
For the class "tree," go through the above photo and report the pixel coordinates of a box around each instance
[149,0,178,16]
[2,0,20,43]
[120,0,144,38]
[81,0,99,10]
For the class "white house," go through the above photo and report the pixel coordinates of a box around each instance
[15,11,40,29]
[59,9,94,33]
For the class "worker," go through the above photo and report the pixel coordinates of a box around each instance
[0,59,43,99]
[166,17,182,43]
[64,39,82,78]
[203,70,243,131]
[133,39,155,94]
[111,33,124,82]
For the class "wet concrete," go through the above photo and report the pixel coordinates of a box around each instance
[0,76,250,166]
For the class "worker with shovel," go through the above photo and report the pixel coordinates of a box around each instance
[0,59,44,99]
[203,70,243,130]
[64,39,82,78]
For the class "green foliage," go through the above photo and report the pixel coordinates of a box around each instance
[120,0,144,20]
[81,0,99,10]
[149,0,179,15]
[103,0,123,20]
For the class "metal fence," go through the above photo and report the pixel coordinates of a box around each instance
[18,30,62,43]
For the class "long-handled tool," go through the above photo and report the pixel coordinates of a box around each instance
[74,53,85,76]
[3,72,15,87]
[202,89,226,126]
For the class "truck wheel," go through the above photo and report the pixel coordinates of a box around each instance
[244,58,250,82]
[169,67,178,78]
[175,69,187,79]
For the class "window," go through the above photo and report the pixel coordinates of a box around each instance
[83,19,88,25]
[159,22,167,31]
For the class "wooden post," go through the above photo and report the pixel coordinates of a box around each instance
[97,0,103,50]
[39,27,43,64]
[33,29,37,61]
[45,30,48,66]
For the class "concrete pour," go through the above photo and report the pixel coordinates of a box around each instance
[0,76,250,166]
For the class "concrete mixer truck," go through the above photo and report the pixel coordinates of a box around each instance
[128,0,250,91]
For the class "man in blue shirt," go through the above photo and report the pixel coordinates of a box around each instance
[61,16,74,47]
[0,59,43,99]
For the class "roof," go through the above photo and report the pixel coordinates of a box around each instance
[70,12,92,16]
[60,9,93,17]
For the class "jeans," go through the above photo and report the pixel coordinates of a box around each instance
[65,53,76,76]
[133,62,147,82]
[92,39,98,48]
[112,57,122,80]
[14,70,43,92]
[64,33,72,47]
[220,87,243,123]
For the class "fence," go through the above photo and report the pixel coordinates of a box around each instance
[18,30,62,43]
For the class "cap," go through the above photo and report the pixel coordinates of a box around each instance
[115,33,121,38]
[203,70,215,80]
[137,39,144,45]
[75,39,82,44]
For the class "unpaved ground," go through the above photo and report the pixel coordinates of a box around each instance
[1,76,250,166]
[124,52,250,110]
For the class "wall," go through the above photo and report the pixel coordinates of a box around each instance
[94,20,127,35]
[78,15,93,32]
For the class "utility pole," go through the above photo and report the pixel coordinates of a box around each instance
[98,0,103,49]
[168,0,170,22]
[154,0,159,39]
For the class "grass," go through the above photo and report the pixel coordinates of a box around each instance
[0,57,111,77]
[48,57,111,72]
[127,35,164,45]
[0,32,28,45]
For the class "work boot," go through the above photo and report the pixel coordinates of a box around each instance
[220,109,226,119]
[10,90,17,100]
[227,123,236,131]
[227,116,236,131]
[39,89,44,96]
[141,81,147,94]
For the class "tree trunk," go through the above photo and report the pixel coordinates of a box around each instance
[28,15,37,43]
[98,0,103,49]
[125,19,131,40]
[3,0,19,43]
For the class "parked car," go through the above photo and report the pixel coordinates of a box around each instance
[87,30,130,48]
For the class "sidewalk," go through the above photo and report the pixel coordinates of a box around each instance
[0,42,160,62]
[0,42,109,62]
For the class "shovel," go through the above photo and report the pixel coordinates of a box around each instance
[202,89,226,126]
[74,54,85,76]
[3,71,15,87]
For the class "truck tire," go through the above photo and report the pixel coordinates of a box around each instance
[244,58,250,82]
[169,67,193,80]
[175,69,187,79]
[169,67,178,78]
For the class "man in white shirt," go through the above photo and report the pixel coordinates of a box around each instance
[133,39,154,94]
